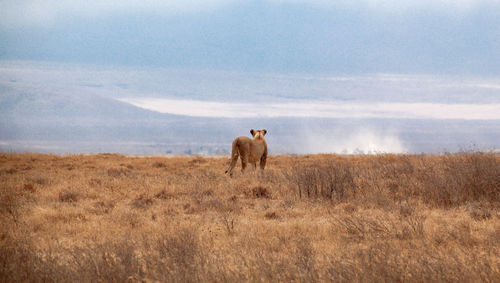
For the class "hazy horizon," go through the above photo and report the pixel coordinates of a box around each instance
[1,60,499,155]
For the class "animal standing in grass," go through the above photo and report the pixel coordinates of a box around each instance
[225,129,268,176]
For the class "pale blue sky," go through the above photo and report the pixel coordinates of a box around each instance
[1,0,500,74]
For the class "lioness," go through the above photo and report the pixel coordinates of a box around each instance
[225,129,268,176]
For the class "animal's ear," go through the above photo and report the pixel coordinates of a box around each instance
[250,129,255,136]
[262,129,267,136]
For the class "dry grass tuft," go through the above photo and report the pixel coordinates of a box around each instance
[107,167,129,177]
[291,160,356,201]
[467,203,492,221]
[152,161,166,168]
[23,183,35,193]
[264,211,279,220]
[58,190,79,203]
[155,189,173,200]
[130,194,154,209]
[249,185,270,198]
[92,200,115,214]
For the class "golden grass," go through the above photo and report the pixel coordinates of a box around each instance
[0,152,499,282]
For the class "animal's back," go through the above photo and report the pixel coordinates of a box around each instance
[234,136,252,145]
[249,138,266,163]
[233,136,252,153]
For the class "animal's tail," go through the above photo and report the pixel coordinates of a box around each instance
[225,139,240,175]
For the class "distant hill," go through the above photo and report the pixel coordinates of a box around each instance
[0,88,252,153]
[0,89,183,142]
[0,89,167,121]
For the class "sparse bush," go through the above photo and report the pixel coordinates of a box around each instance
[416,153,500,207]
[243,185,270,198]
[23,183,35,192]
[399,213,426,239]
[155,189,173,200]
[107,167,128,177]
[0,187,22,222]
[88,178,102,186]
[467,203,492,221]
[264,211,279,219]
[220,210,236,235]
[334,213,392,241]
[58,190,79,203]
[290,160,356,201]
[294,236,317,281]
[28,176,49,186]
[152,161,166,168]
[131,194,154,209]
[188,156,207,165]
[399,202,415,217]
[92,200,115,214]
[252,185,270,198]
[341,203,358,214]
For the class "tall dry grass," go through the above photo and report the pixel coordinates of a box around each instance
[0,152,499,282]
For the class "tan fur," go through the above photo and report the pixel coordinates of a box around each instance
[225,129,268,176]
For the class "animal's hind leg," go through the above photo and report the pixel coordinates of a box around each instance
[240,151,248,173]
[225,150,239,176]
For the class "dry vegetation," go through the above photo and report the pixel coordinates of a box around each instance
[1,152,499,282]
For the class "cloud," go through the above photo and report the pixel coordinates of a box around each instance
[2,1,499,74]
[0,0,237,28]
[2,0,498,28]
[274,0,497,11]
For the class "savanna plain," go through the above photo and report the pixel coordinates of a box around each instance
[1,152,499,282]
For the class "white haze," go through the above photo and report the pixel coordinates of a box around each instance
[291,129,407,154]
[119,98,500,120]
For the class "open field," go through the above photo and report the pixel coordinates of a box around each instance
[1,152,499,282]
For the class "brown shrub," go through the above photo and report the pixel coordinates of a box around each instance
[130,194,154,209]
[107,168,128,177]
[92,200,115,214]
[220,210,236,235]
[88,178,102,186]
[399,202,415,217]
[416,153,500,207]
[251,185,270,198]
[290,160,356,201]
[341,203,358,214]
[152,161,166,168]
[0,191,21,221]
[264,211,279,220]
[28,176,49,186]
[188,156,207,165]
[58,191,79,203]
[155,189,173,200]
[23,183,35,192]
[242,185,271,198]
[335,213,392,241]
[467,203,492,221]
[3,168,17,174]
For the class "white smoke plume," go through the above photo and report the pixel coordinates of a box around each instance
[291,128,407,154]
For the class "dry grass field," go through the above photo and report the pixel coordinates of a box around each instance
[1,152,499,282]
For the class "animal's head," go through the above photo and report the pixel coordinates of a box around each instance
[250,129,267,140]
